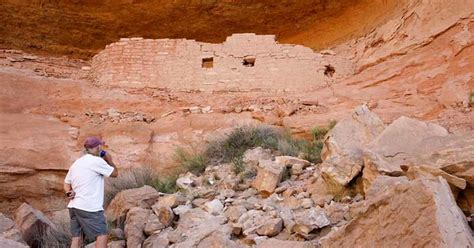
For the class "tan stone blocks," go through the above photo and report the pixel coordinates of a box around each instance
[90,33,353,90]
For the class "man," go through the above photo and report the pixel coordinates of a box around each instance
[64,137,119,248]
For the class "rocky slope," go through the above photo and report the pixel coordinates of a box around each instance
[0,0,473,222]
[2,107,472,247]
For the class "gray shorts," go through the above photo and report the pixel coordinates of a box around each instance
[68,208,107,240]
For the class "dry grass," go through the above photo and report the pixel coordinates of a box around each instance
[30,219,71,248]
[105,166,177,206]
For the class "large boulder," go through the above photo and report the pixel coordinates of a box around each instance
[106,185,160,222]
[124,207,151,248]
[173,208,231,248]
[320,177,474,247]
[252,160,285,197]
[415,134,474,185]
[363,119,473,193]
[13,203,57,247]
[363,116,448,190]
[0,213,24,244]
[320,105,385,187]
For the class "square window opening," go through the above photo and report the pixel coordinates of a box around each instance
[202,57,213,68]
[243,57,255,67]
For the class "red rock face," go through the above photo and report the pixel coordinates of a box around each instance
[0,0,473,214]
[0,0,403,58]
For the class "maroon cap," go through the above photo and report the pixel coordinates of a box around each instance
[84,137,104,149]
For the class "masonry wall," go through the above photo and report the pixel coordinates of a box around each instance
[91,34,353,91]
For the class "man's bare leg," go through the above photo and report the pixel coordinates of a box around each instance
[95,235,108,248]
[71,237,82,248]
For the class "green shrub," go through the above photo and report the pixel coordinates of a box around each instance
[175,122,337,177]
[205,125,281,163]
[150,175,178,194]
[232,157,245,174]
[174,147,209,175]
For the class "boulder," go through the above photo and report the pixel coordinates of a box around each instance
[415,134,474,185]
[275,156,310,175]
[320,149,364,187]
[320,177,474,247]
[143,227,173,248]
[256,238,315,248]
[256,218,283,237]
[237,210,268,236]
[153,193,187,209]
[225,205,247,222]
[362,116,448,190]
[364,175,409,199]
[363,122,473,193]
[173,208,230,248]
[176,172,198,190]
[13,203,57,247]
[144,214,163,236]
[307,177,334,207]
[197,232,242,248]
[293,207,330,234]
[143,234,169,248]
[124,207,151,248]
[108,228,124,241]
[320,105,385,186]
[0,213,24,244]
[403,165,466,190]
[106,186,159,222]
[252,160,285,196]
[153,206,175,228]
[172,204,192,216]
[324,202,349,225]
[0,237,28,248]
[204,199,224,215]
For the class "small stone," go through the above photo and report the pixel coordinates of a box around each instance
[204,199,224,215]
[301,198,313,209]
[256,218,283,237]
[173,204,192,216]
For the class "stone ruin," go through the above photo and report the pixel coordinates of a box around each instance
[90,33,353,91]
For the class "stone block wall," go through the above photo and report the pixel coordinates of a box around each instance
[90,33,353,91]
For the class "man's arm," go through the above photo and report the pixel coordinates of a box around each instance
[63,183,75,199]
[64,182,72,192]
[103,153,119,177]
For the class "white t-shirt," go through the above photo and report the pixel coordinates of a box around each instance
[64,154,114,212]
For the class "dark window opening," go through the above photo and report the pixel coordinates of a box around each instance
[202,57,213,68]
[324,64,335,77]
[243,57,256,67]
